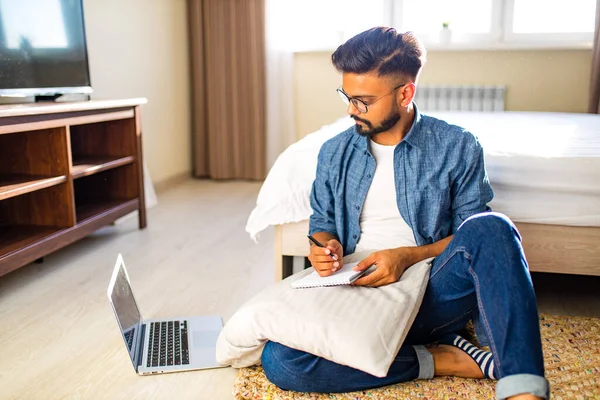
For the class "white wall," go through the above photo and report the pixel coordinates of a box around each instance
[83,0,191,184]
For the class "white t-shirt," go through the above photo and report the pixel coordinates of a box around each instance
[354,140,417,252]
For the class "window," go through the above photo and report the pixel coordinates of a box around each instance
[284,0,596,51]
[394,0,501,43]
[504,0,597,44]
[281,0,388,51]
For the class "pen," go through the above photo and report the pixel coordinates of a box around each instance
[307,235,337,260]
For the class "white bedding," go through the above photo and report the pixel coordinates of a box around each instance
[247,111,600,240]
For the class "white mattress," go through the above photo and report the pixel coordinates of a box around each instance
[431,112,600,226]
[246,111,600,240]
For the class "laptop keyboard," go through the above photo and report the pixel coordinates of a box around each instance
[124,328,135,351]
[146,320,190,368]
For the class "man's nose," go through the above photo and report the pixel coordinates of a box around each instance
[346,102,361,116]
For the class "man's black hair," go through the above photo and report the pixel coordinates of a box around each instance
[331,27,426,80]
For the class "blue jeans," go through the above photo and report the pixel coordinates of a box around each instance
[262,213,550,399]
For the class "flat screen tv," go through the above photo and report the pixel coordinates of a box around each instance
[0,0,92,100]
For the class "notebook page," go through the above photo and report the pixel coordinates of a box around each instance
[291,261,366,289]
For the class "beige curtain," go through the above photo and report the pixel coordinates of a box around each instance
[188,0,266,180]
[589,0,600,113]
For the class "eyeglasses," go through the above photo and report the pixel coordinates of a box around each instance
[336,83,408,114]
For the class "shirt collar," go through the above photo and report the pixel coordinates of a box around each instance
[400,103,425,149]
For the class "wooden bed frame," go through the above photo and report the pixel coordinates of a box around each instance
[274,220,600,281]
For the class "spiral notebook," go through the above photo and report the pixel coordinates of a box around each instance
[291,261,373,289]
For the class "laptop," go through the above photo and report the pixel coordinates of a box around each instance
[107,254,227,375]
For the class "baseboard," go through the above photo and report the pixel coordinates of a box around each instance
[153,172,191,194]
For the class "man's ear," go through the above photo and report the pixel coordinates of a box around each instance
[398,83,416,107]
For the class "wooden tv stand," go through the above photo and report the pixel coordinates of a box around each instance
[0,98,148,277]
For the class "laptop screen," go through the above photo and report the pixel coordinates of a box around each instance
[109,261,142,366]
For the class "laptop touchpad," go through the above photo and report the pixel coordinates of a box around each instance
[193,330,220,348]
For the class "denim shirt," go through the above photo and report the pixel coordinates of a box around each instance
[309,106,494,255]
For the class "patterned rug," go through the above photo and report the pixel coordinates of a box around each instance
[233,314,600,399]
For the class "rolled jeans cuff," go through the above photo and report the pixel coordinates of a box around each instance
[413,345,434,380]
[496,374,550,400]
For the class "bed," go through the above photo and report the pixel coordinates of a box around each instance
[247,112,600,280]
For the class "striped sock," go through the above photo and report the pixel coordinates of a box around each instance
[438,333,497,380]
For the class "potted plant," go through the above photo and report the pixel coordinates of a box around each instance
[440,21,452,44]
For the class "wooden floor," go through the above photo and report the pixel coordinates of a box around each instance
[0,179,598,400]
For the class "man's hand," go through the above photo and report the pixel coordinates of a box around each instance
[308,239,344,277]
[352,247,415,287]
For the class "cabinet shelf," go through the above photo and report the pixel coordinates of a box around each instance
[0,99,146,278]
[72,156,135,179]
[0,226,61,258]
[76,199,139,223]
[0,175,67,201]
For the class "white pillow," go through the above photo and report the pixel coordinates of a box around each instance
[216,253,432,378]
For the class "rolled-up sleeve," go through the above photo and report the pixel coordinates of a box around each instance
[309,146,337,237]
[451,137,494,232]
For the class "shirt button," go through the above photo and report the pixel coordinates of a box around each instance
[367,174,372,178]
[355,205,360,210]
[353,234,358,239]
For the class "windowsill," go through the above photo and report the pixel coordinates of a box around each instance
[293,40,593,54]
[424,40,593,51]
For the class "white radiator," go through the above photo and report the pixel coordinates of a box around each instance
[414,85,506,112]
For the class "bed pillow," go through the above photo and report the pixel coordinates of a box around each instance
[216,253,432,378]
[245,116,354,241]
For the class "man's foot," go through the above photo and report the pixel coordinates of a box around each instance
[427,343,484,379]
[429,333,497,380]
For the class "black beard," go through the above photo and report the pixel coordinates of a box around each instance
[353,111,401,137]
